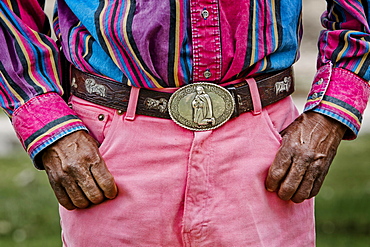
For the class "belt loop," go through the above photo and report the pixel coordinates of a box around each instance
[245,78,262,115]
[125,87,140,121]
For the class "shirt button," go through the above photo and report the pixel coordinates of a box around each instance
[317,78,324,85]
[98,114,105,121]
[201,9,209,19]
[312,93,318,99]
[117,110,124,115]
[204,70,212,79]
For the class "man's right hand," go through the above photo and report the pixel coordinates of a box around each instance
[41,130,118,210]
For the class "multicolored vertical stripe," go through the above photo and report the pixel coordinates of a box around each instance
[320,0,370,79]
[0,0,61,116]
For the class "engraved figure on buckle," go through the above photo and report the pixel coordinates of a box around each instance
[168,82,234,131]
[192,86,216,126]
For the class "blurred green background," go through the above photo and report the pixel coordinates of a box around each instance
[1,0,370,246]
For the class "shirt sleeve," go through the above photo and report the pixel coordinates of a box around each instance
[304,0,370,140]
[0,0,87,169]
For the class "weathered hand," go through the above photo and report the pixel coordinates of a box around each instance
[265,111,347,203]
[41,130,118,210]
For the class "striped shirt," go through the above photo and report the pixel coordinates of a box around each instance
[0,0,369,167]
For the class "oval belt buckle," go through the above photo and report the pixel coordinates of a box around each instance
[168,83,235,131]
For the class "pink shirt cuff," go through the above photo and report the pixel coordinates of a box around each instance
[11,92,87,169]
[304,63,370,139]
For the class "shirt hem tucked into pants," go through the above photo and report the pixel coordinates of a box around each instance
[60,95,315,247]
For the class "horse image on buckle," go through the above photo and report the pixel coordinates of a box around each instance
[168,83,235,131]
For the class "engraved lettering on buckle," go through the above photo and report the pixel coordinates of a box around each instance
[168,83,235,131]
[85,78,107,97]
[144,97,168,113]
[274,76,292,95]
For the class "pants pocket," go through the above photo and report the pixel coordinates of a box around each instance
[262,96,300,142]
[68,96,115,145]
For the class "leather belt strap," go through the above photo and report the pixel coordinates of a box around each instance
[70,66,294,119]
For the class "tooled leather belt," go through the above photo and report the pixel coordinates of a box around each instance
[70,66,294,130]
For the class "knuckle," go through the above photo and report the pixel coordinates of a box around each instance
[77,181,105,204]
[89,155,103,167]
[269,169,285,181]
[293,163,310,176]
[57,173,73,186]
[300,153,316,163]
[48,171,69,186]
[89,193,104,204]
[304,174,316,184]
[104,178,116,188]
[64,162,82,173]
[100,171,115,183]
[64,154,102,173]
[101,178,117,193]
[289,141,300,149]
[282,139,302,151]
[310,161,322,169]
[85,188,104,204]
[278,184,296,200]
[282,183,296,193]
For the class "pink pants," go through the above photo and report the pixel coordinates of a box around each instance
[62,87,315,246]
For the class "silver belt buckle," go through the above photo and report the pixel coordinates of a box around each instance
[168,83,235,131]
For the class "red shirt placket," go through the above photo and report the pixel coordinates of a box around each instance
[190,0,222,83]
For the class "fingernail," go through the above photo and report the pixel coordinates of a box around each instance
[266,187,275,192]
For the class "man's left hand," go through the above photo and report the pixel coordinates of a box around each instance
[265,111,347,203]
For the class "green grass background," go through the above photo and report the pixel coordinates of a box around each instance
[0,133,369,246]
